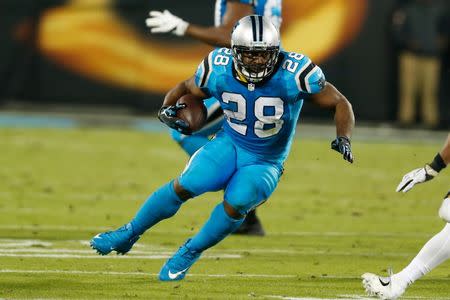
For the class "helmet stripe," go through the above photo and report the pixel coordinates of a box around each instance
[250,15,257,42]
[258,15,263,42]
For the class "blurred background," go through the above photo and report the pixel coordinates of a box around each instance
[0,0,449,128]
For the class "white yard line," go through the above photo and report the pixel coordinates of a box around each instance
[0,239,415,258]
[2,269,450,283]
[265,295,371,300]
[0,224,433,237]
[0,253,240,259]
[266,295,450,300]
[0,269,296,278]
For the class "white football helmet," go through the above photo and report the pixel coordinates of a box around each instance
[231,15,280,83]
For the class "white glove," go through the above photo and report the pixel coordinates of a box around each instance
[396,164,438,193]
[145,10,189,36]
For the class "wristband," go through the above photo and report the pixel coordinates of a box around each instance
[430,153,447,173]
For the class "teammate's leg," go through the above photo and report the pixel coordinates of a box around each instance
[170,98,223,156]
[170,130,210,156]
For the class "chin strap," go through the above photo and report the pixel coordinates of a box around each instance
[235,69,248,83]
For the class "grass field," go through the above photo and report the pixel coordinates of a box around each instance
[0,127,449,299]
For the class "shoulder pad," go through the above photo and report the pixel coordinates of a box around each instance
[195,48,233,88]
[294,58,325,94]
[280,51,326,95]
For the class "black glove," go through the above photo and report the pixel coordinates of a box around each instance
[158,104,190,135]
[331,136,354,163]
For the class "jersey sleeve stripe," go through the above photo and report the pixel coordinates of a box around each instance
[294,58,311,92]
[199,52,213,88]
[298,61,315,92]
[305,65,320,93]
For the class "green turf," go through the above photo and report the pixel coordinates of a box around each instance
[0,128,449,299]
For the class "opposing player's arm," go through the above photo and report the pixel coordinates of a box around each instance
[397,133,449,193]
[146,1,253,47]
[310,82,355,163]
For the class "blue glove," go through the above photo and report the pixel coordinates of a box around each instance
[331,136,354,163]
[158,104,190,135]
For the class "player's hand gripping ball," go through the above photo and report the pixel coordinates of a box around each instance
[176,94,207,134]
[158,94,207,135]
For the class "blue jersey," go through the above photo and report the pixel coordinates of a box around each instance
[214,0,282,29]
[194,48,326,162]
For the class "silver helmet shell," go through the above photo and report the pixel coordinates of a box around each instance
[231,15,280,83]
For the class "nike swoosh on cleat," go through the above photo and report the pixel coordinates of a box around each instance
[379,278,391,286]
[168,268,189,279]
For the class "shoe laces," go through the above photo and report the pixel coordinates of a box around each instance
[106,223,135,240]
[169,245,200,270]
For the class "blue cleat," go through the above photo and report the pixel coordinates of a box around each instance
[90,223,140,255]
[159,239,202,281]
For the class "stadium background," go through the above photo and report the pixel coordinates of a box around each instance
[1,0,449,126]
[2,1,450,298]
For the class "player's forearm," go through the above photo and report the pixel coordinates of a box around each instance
[162,81,189,107]
[185,25,232,47]
[334,99,354,138]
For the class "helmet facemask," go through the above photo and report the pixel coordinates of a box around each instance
[232,45,280,83]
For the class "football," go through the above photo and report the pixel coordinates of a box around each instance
[176,94,207,134]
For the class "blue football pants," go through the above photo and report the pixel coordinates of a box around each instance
[178,131,283,215]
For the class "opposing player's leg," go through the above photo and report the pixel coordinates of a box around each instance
[159,162,282,281]
[362,191,450,299]
[91,132,235,256]
[362,271,405,300]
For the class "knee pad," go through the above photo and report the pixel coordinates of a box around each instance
[438,198,450,222]
[225,181,264,215]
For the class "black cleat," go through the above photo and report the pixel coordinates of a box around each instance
[233,210,265,236]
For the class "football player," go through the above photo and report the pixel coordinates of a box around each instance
[91,16,355,281]
[362,133,450,299]
[145,0,283,236]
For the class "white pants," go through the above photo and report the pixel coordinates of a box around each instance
[438,198,450,222]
